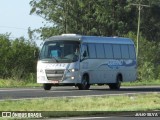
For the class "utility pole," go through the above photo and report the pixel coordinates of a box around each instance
[131,3,150,58]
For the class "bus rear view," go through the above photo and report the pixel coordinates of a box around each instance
[37,34,137,90]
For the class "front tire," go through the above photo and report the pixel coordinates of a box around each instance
[43,84,52,90]
[78,75,90,90]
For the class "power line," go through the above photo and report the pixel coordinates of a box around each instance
[0,26,28,30]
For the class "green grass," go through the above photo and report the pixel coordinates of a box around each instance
[122,79,160,86]
[0,79,41,88]
[1,93,159,111]
[0,93,160,117]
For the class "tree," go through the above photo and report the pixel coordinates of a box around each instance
[29,0,137,39]
[0,34,11,78]
[129,0,160,41]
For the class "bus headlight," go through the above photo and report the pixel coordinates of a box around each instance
[71,77,75,80]
[68,69,78,72]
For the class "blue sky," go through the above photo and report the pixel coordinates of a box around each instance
[0,0,44,42]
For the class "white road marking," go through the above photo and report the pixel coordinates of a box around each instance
[0,88,41,91]
[0,88,91,92]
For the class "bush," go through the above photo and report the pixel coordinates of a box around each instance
[0,34,39,82]
[138,62,155,80]
[125,32,160,80]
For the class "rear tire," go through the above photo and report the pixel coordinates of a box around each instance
[78,75,90,90]
[43,84,52,90]
[109,76,121,90]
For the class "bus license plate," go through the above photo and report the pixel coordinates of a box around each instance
[51,81,59,84]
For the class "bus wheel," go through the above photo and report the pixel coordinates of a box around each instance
[78,75,90,90]
[109,76,121,90]
[43,84,52,90]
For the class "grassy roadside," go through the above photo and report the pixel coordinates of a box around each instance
[0,79,160,88]
[0,93,160,117]
[0,79,41,88]
[122,79,160,86]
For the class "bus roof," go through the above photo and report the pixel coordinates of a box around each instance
[46,34,134,45]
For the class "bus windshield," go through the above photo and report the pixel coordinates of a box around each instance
[39,40,80,63]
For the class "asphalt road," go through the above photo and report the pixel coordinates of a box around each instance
[0,86,160,100]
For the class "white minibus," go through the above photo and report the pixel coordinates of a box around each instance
[37,34,137,90]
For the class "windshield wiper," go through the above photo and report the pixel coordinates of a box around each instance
[51,56,59,63]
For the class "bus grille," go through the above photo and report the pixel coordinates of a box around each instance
[45,70,64,80]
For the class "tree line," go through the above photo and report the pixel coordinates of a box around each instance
[29,0,160,41]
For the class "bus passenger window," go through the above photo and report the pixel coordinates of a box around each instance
[121,45,129,59]
[96,44,105,58]
[88,44,96,58]
[129,45,136,59]
[104,44,113,59]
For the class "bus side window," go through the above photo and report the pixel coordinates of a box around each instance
[104,44,113,59]
[129,45,136,59]
[96,44,105,58]
[113,44,121,59]
[121,45,129,59]
[88,44,96,58]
